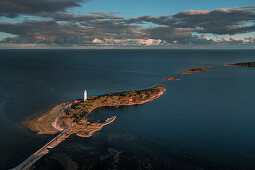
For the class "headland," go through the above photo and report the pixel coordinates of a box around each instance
[16,85,166,169]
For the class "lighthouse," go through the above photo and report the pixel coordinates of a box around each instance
[84,89,87,102]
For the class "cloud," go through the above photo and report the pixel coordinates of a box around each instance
[137,39,162,46]
[172,7,255,35]
[176,10,210,16]
[0,16,143,45]
[0,20,92,44]
[0,0,88,17]
[124,7,255,35]
[202,36,211,41]
[51,12,123,22]
[92,38,103,44]
[219,36,250,44]
[146,27,193,43]
[1,5,255,48]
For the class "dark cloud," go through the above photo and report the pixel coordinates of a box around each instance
[52,12,124,22]
[121,7,255,35]
[1,5,255,47]
[0,17,142,45]
[124,15,175,25]
[172,8,255,35]
[0,20,90,43]
[81,19,142,39]
[146,27,193,43]
[0,0,87,17]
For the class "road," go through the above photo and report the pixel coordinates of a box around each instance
[12,129,73,170]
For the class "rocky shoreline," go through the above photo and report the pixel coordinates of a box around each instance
[178,66,214,74]
[163,66,214,81]
[163,77,181,81]
[17,85,166,169]
[25,85,166,135]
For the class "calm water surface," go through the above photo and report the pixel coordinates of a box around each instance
[0,49,255,169]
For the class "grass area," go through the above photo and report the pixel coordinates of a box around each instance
[24,85,166,133]
[65,85,165,122]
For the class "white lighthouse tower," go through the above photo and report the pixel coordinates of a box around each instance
[84,89,87,102]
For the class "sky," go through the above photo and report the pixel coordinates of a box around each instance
[0,0,255,49]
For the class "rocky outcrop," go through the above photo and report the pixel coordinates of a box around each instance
[163,77,181,81]
[224,62,255,67]
[178,66,214,74]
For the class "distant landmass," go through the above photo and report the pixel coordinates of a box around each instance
[224,62,255,67]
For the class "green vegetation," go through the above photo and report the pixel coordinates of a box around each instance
[65,85,166,122]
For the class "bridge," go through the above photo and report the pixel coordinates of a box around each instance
[12,129,73,170]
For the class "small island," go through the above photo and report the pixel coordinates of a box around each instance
[162,66,214,82]
[178,66,214,74]
[163,77,181,81]
[224,62,255,67]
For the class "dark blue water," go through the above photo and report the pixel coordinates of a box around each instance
[1,49,255,169]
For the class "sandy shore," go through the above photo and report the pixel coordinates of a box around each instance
[13,116,116,170]
[24,101,73,134]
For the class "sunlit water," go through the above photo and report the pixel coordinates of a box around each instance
[1,49,255,169]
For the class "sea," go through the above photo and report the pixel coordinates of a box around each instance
[1,49,255,169]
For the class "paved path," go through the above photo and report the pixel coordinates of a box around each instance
[12,116,116,170]
[12,129,72,170]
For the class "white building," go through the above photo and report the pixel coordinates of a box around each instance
[84,89,87,102]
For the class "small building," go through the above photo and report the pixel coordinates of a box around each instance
[74,100,80,104]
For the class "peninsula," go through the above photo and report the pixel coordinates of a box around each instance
[26,85,166,134]
[64,85,166,127]
[16,85,166,169]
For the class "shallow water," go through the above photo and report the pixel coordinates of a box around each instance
[1,49,255,169]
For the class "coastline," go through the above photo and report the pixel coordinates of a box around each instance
[14,116,117,170]
[24,101,74,134]
[25,85,166,135]
[18,61,254,169]
[85,85,166,113]
[15,85,166,169]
